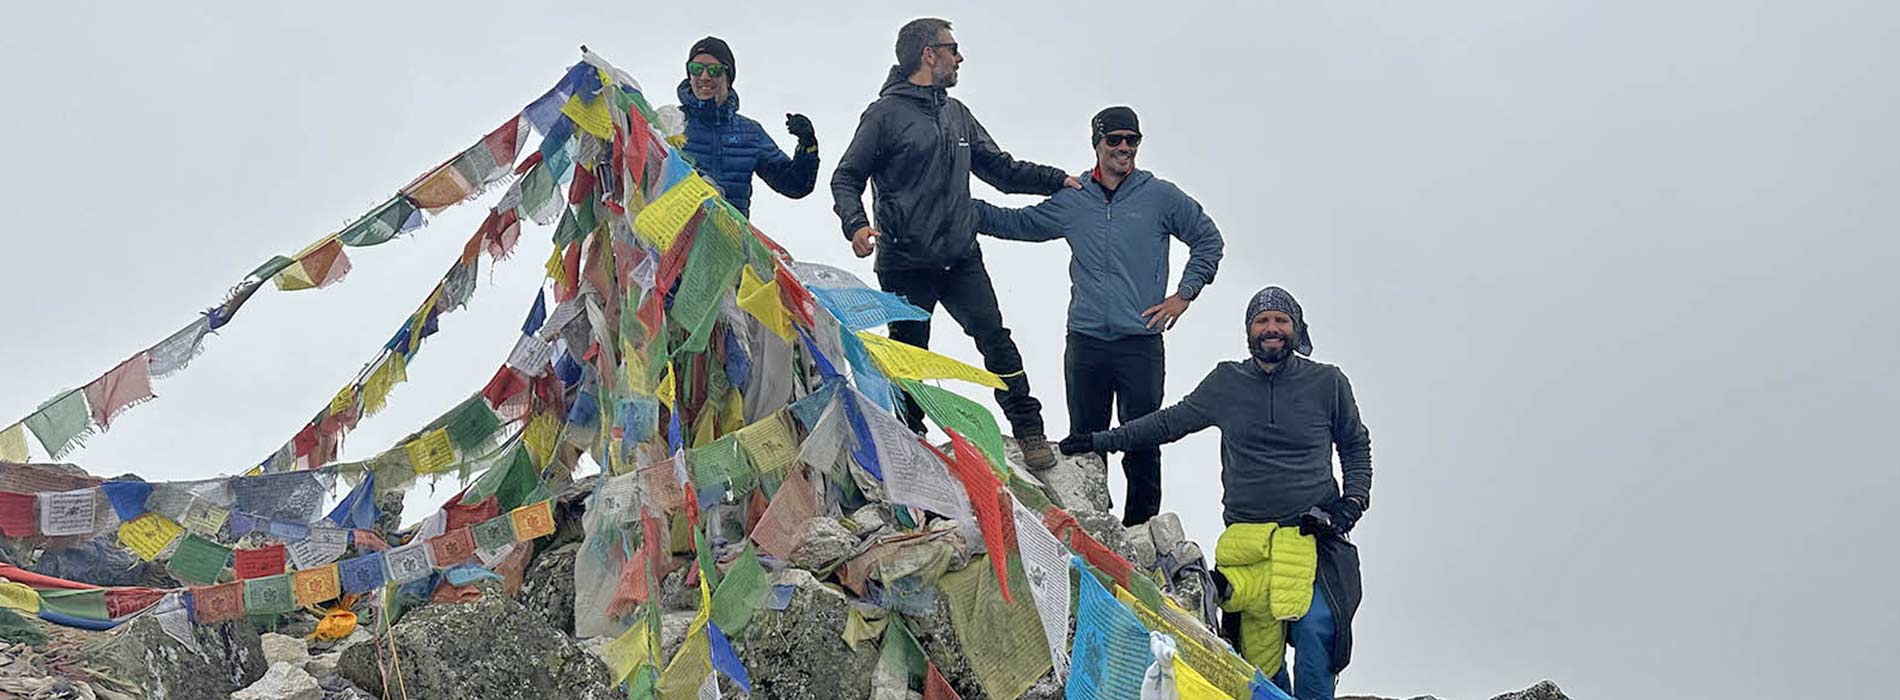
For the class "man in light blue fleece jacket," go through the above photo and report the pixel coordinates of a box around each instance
[973,105,1224,525]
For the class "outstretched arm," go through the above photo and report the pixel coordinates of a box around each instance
[965,108,1068,195]
[974,197,1067,242]
[1087,370,1221,453]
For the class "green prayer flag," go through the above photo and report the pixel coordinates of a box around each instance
[1129,569,1168,614]
[671,213,745,354]
[0,608,46,646]
[708,544,769,634]
[24,390,91,460]
[248,255,297,280]
[688,435,753,496]
[939,555,1053,700]
[339,196,419,247]
[244,573,296,614]
[693,525,719,591]
[554,206,586,246]
[899,379,1008,472]
[167,534,232,585]
[444,399,503,452]
[519,163,557,219]
[472,514,517,551]
[38,589,107,621]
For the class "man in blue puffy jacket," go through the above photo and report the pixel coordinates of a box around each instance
[974,106,1224,525]
[674,36,818,218]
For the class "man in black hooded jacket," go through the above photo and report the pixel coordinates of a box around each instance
[831,17,1079,468]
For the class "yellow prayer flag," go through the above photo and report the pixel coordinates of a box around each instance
[0,422,29,462]
[735,410,798,474]
[561,93,617,140]
[293,565,342,606]
[328,384,357,417]
[718,388,745,435]
[524,413,562,466]
[510,500,557,540]
[736,267,795,343]
[361,352,408,417]
[545,246,568,288]
[632,173,716,252]
[656,627,713,700]
[0,582,40,613]
[855,331,1006,389]
[1117,586,1258,699]
[1176,657,1235,700]
[404,428,457,474]
[655,364,677,410]
[603,622,651,684]
[117,513,183,562]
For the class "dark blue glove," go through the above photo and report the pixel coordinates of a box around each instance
[1324,496,1365,535]
[1058,433,1099,456]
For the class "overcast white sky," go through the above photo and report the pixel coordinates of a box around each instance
[3,2,1895,698]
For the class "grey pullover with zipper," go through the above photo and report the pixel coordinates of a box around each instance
[1093,353,1372,524]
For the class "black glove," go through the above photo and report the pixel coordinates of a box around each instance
[785,113,816,150]
[1324,496,1365,535]
[1057,433,1098,456]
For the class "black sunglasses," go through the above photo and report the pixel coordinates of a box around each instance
[927,42,960,57]
[1102,133,1142,147]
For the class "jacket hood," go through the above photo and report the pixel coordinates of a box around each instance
[676,78,740,121]
[878,65,945,109]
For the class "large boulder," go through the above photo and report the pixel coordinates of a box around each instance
[1006,437,1112,514]
[232,661,323,700]
[518,542,580,634]
[736,571,879,700]
[336,584,616,700]
[90,615,267,699]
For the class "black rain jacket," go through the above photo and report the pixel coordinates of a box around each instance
[831,66,1068,271]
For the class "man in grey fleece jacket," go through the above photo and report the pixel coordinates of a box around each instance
[1060,285,1371,699]
[974,105,1224,525]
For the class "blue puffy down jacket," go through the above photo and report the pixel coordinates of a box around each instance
[676,79,818,218]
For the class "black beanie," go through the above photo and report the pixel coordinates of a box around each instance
[1091,106,1140,144]
[688,36,736,83]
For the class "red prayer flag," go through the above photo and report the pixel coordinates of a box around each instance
[481,366,529,410]
[192,581,245,623]
[106,588,166,618]
[445,495,500,533]
[924,662,962,700]
[429,528,477,568]
[1044,506,1134,588]
[233,543,287,579]
[937,431,1012,602]
[0,491,37,537]
[483,115,524,169]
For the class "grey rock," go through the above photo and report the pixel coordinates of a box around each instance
[1489,680,1570,700]
[789,516,856,570]
[1069,507,1138,563]
[738,574,878,700]
[658,564,700,612]
[28,536,178,588]
[518,541,580,634]
[306,650,341,677]
[899,595,983,699]
[336,584,616,700]
[89,615,267,700]
[261,632,311,666]
[1127,522,1158,569]
[848,504,890,534]
[1006,437,1112,513]
[657,611,698,661]
[1147,512,1188,555]
[232,661,323,700]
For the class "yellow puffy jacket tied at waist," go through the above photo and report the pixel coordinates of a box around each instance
[1215,522,1319,677]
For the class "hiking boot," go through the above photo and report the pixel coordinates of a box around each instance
[1019,434,1058,471]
